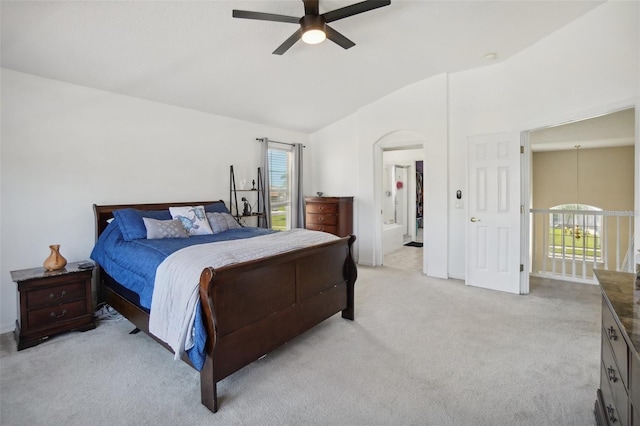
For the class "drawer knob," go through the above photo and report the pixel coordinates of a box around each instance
[608,326,618,341]
[49,290,67,299]
[606,404,617,423]
[50,309,67,319]
[319,217,325,222]
[607,366,618,383]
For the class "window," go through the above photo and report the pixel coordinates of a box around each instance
[548,204,602,261]
[268,145,294,231]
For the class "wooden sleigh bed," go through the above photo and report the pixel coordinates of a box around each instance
[93,200,357,413]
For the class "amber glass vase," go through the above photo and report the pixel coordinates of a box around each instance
[43,244,67,271]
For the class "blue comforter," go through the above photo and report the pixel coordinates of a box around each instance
[90,220,274,370]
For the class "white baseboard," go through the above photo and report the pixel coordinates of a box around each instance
[1,322,15,334]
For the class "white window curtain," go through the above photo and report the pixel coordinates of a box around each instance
[260,139,271,229]
[293,142,304,228]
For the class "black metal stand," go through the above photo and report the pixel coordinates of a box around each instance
[230,165,267,228]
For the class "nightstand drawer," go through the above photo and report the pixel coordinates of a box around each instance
[306,203,337,214]
[306,213,337,226]
[28,300,87,329]
[27,281,86,310]
[306,223,338,234]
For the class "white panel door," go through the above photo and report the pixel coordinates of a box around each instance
[466,132,522,294]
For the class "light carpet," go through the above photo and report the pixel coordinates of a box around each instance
[0,266,601,425]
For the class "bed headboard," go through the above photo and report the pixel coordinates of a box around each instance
[93,200,227,240]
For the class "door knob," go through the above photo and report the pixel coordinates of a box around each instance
[470,217,481,222]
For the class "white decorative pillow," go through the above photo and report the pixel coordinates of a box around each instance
[169,205,213,236]
[143,218,189,239]
[206,212,241,234]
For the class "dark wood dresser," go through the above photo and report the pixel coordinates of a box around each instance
[304,196,353,237]
[594,269,640,426]
[11,261,96,350]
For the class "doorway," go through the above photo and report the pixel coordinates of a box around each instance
[527,107,636,284]
[464,105,637,295]
[381,147,424,271]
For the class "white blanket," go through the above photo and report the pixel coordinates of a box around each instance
[148,229,339,360]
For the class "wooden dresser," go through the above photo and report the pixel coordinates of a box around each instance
[304,196,353,237]
[594,269,640,426]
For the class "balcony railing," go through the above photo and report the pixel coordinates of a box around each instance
[530,209,635,283]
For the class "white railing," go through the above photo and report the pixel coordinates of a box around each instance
[530,209,635,283]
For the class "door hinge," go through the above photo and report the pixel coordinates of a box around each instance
[520,146,524,154]
[520,205,524,214]
[520,264,524,272]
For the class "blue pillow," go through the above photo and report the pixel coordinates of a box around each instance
[204,202,230,214]
[113,208,172,241]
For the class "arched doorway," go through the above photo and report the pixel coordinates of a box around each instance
[373,131,427,273]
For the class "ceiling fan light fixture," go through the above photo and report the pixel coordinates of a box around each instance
[302,28,326,44]
[300,15,326,45]
[233,0,391,54]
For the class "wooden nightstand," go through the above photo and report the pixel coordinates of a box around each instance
[11,261,96,350]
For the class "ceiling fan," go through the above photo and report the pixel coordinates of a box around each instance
[232,0,391,55]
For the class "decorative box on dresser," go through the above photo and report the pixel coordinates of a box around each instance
[11,261,96,350]
[594,269,640,426]
[304,196,354,237]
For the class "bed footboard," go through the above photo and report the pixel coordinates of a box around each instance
[197,235,356,413]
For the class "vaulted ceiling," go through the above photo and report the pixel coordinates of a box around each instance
[1,1,604,133]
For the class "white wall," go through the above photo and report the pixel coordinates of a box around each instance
[310,75,449,278]
[311,1,639,280]
[448,0,639,279]
[0,69,308,332]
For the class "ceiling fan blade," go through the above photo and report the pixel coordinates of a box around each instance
[273,28,303,55]
[325,25,355,50]
[232,10,300,24]
[303,0,319,16]
[322,0,391,23]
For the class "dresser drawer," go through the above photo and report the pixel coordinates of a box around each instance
[306,203,337,214]
[27,281,86,310]
[602,360,628,426]
[603,331,630,415]
[603,297,629,384]
[306,213,338,226]
[27,300,87,329]
[631,352,640,414]
[306,223,338,234]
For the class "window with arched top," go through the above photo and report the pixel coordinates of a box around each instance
[548,204,603,261]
